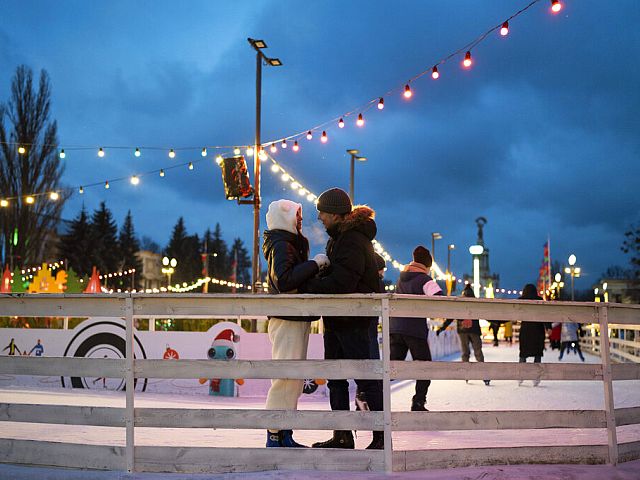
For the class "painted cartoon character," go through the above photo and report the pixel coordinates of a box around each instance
[198,328,244,396]
[163,344,179,360]
[2,338,21,355]
[29,339,44,356]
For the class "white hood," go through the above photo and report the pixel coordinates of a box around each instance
[266,199,302,235]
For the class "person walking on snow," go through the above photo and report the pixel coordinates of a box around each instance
[558,322,585,361]
[300,188,384,450]
[517,284,550,386]
[437,284,489,385]
[263,199,330,448]
[390,246,441,410]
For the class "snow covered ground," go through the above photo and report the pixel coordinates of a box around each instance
[1,342,639,479]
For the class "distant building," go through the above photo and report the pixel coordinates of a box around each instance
[593,278,640,304]
[136,250,164,290]
[464,217,500,297]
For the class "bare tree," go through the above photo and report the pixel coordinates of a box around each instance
[0,65,66,267]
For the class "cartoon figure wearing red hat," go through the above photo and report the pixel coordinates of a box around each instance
[198,328,244,396]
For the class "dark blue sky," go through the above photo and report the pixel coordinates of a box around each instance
[1,0,638,292]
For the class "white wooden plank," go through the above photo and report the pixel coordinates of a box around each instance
[0,293,126,317]
[0,439,124,470]
[131,294,382,318]
[381,297,393,474]
[395,445,609,471]
[0,356,125,377]
[0,403,124,426]
[618,440,640,463]
[392,409,606,431]
[615,407,640,427]
[607,305,640,325]
[392,361,602,381]
[135,359,383,380]
[135,446,384,473]
[609,349,640,363]
[598,306,619,465]
[135,408,382,430]
[611,363,640,380]
[125,297,135,473]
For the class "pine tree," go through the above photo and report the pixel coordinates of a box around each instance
[58,206,93,276]
[65,268,83,293]
[0,66,67,267]
[90,202,119,274]
[209,223,230,292]
[622,223,640,279]
[165,217,201,286]
[118,210,142,289]
[230,238,251,287]
[11,266,27,292]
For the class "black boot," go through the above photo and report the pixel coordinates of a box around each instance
[312,430,354,449]
[411,401,428,411]
[366,431,384,449]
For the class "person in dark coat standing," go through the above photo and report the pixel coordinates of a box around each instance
[438,284,489,385]
[390,246,442,410]
[262,199,330,448]
[517,283,550,386]
[301,187,384,450]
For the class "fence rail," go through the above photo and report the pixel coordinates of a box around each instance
[1,293,639,474]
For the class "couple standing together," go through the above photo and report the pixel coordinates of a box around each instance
[262,187,384,450]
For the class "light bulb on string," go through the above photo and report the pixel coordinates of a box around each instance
[258,148,268,161]
[292,141,299,152]
[98,147,105,158]
[271,164,280,173]
[291,181,300,190]
[233,147,241,155]
[356,113,364,127]
[18,145,26,155]
[201,147,207,157]
[49,192,59,201]
[306,130,313,140]
[270,143,277,153]
[404,84,412,98]
[321,131,328,143]
[1,200,9,208]
[338,118,345,128]
[79,186,84,194]
[500,21,509,36]
[59,149,66,159]
[104,181,110,189]
[306,193,315,202]
[246,146,254,156]
[25,196,35,204]
[130,175,140,185]
[281,173,290,182]
[551,0,562,13]
[159,169,165,177]
[215,155,223,165]
[169,149,176,158]
[377,97,384,110]
[431,66,439,79]
[463,51,473,68]
[187,162,193,170]
[281,139,287,149]
[134,148,141,157]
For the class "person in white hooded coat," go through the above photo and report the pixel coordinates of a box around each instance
[262,199,330,448]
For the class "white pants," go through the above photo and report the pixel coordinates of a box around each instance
[265,318,310,411]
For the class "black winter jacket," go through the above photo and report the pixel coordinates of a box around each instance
[302,206,381,330]
[262,229,320,321]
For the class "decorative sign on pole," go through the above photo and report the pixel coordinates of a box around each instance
[221,156,254,201]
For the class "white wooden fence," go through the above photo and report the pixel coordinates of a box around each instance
[0,293,639,474]
[581,323,640,363]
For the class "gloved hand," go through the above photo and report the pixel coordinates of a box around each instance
[313,253,330,269]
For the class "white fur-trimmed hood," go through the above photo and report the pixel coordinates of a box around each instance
[266,199,302,234]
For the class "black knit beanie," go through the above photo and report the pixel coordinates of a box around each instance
[316,188,352,214]
[413,246,432,269]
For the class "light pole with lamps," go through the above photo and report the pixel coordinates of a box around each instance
[346,149,366,203]
[564,254,581,301]
[553,272,565,299]
[162,257,177,289]
[446,244,455,295]
[469,244,484,297]
[247,38,282,301]
[431,232,442,278]
[602,282,608,302]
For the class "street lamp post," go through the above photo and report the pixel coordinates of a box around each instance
[469,245,484,297]
[446,244,455,295]
[346,149,367,203]
[162,257,177,289]
[431,232,442,278]
[564,254,581,301]
[248,38,282,301]
[553,272,564,299]
[602,281,608,303]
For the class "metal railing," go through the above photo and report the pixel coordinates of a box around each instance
[0,293,639,473]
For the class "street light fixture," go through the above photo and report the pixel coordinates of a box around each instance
[469,244,484,297]
[431,233,442,276]
[564,254,581,301]
[346,149,367,203]
[602,282,609,303]
[247,37,282,304]
[162,257,177,288]
[446,244,455,295]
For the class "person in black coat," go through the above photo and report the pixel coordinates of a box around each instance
[517,283,551,386]
[300,187,384,450]
[262,199,330,448]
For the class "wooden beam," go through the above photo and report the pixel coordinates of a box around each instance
[611,363,640,380]
[618,440,640,463]
[0,293,126,317]
[0,403,124,426]
[0,356,125,377]
[392,409,606,431]
[615,406,640,427]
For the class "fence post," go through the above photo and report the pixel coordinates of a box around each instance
[598,304,618,465]
[125,296,135,472]
[381,296,393,473]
